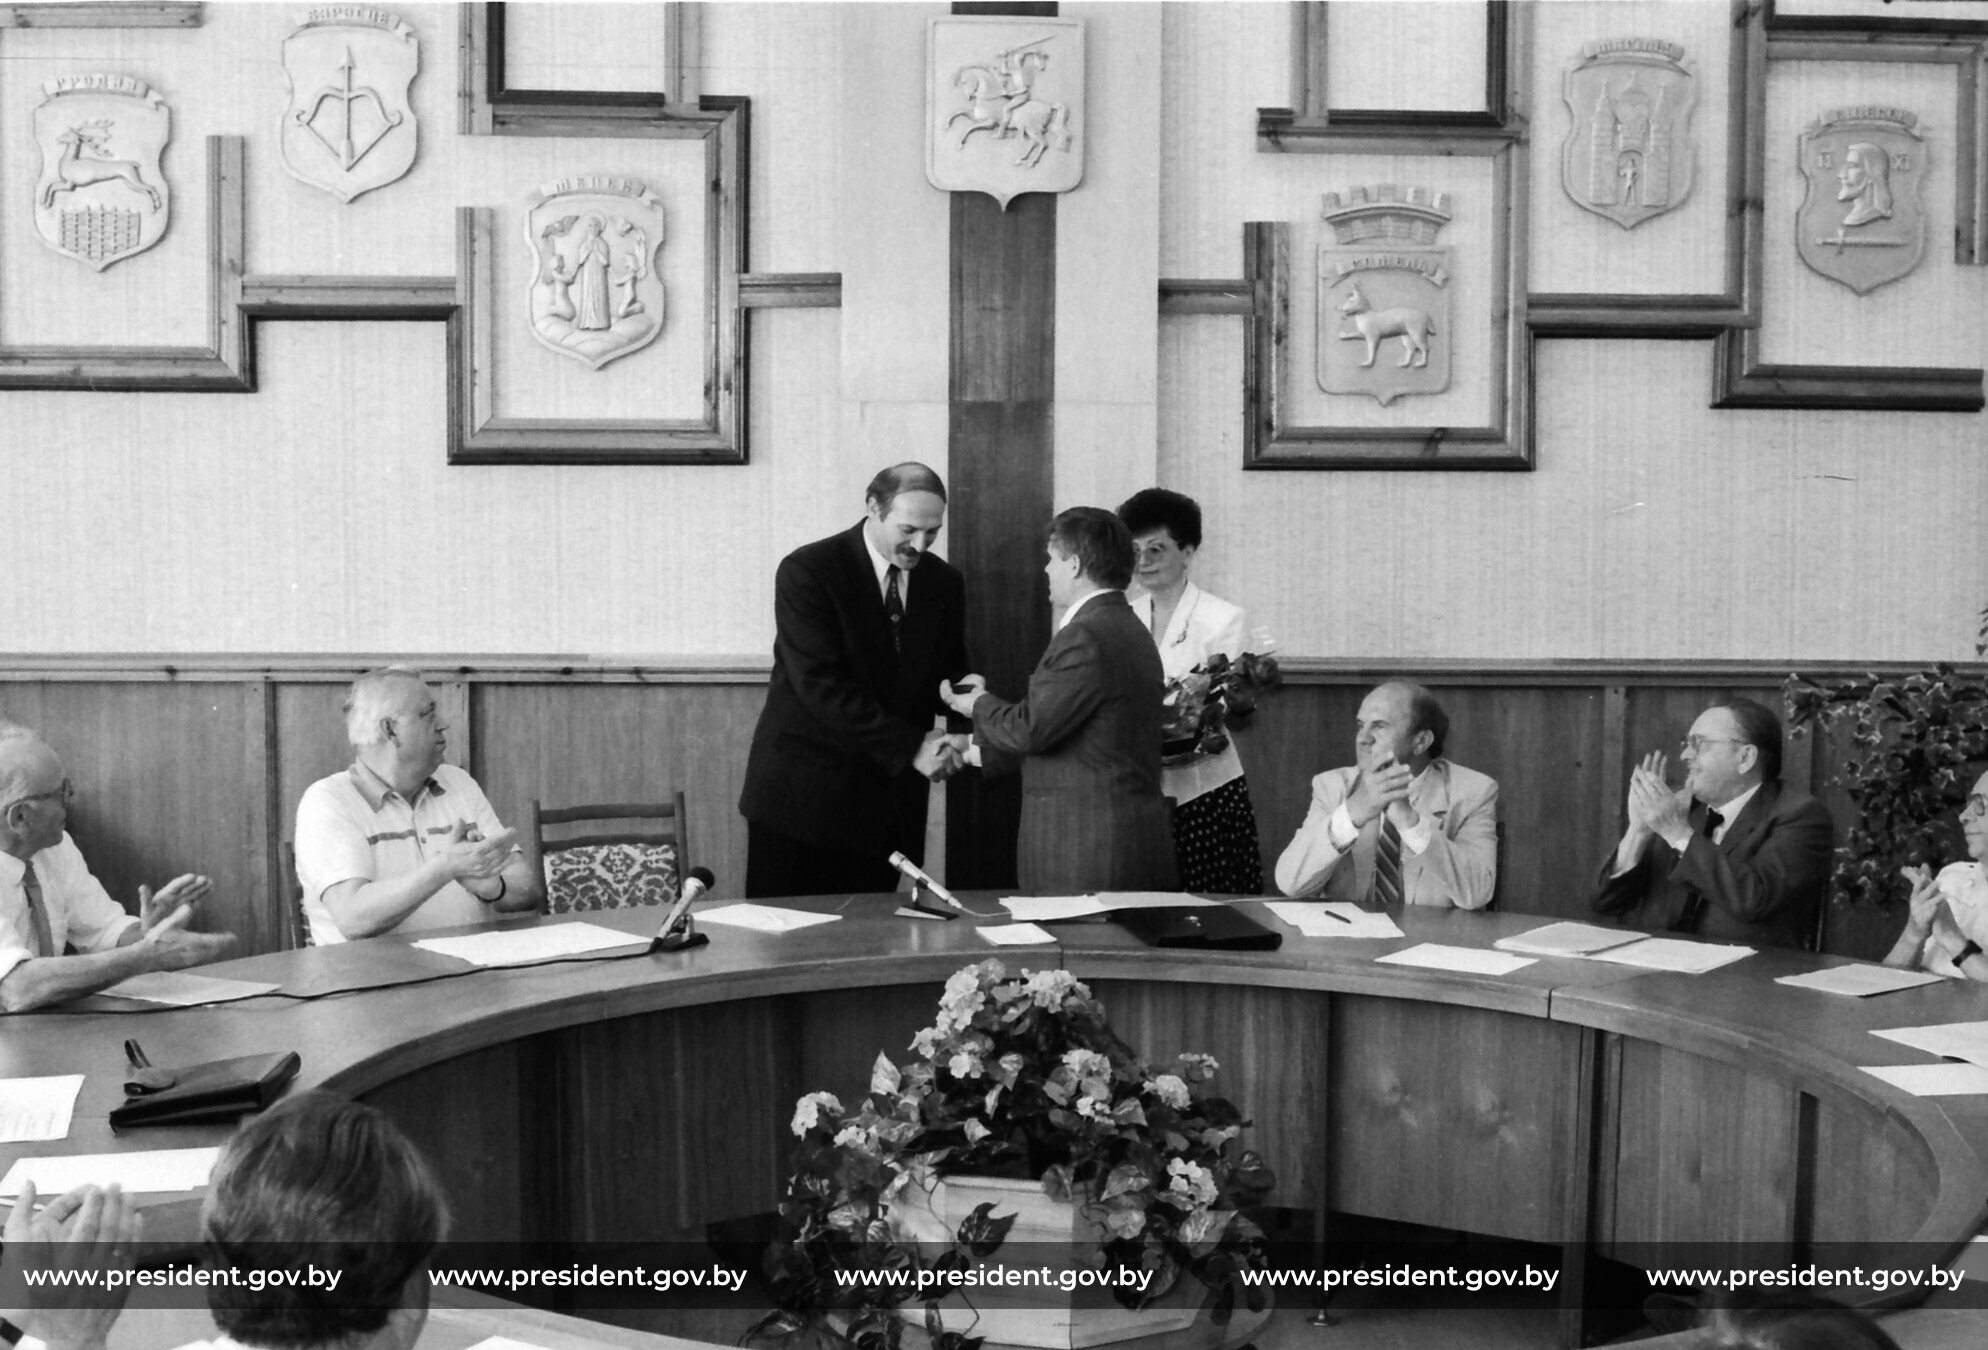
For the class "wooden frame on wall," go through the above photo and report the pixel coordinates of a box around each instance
[459,2,702,136]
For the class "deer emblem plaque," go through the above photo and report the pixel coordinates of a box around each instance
[1317,186,1453,406]
[32,75,171,271]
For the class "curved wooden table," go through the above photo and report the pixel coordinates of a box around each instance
[7,899,1987,1348]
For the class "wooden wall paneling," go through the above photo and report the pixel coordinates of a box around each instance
[1087,980,1326,1214]
[795,984,950,1118]
[273,681,354,865]
[556,1001,795,1242]
[1325,995,1583,1244]
[0,138,249,392]
[1263,0,1516,141]
[469,683,765,904]
[1556,1027,1604,1350]
[361,1038,531,1242]
[944,180,1058,890]
[1529,2,1763,336]
[1236,685,1365,899]
[461,3,702,134]
[1805,1080,1943,1248]
[1601,1038,1800,1261]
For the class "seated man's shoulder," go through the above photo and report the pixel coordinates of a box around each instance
[1310,764,1359,795]
[430,761,493,801]
[1770,784,1834,828]
[1439,759,1499,801]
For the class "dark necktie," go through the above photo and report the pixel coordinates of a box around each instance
[20,861,53,958]
[1371,816,1404,908]
[1673,809,1723,934]
[883,566,904,652]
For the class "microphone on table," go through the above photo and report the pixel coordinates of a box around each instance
[888,851,961,921]
[650,866,715,953]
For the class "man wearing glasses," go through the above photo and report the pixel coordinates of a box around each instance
[1593,698,1834,950]
[0,725,235,1012]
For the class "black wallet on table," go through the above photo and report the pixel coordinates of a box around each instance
[1112,905,1283,951]
[110,1041,301,1131]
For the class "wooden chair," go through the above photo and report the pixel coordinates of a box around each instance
[1485,819,1506,911]
[281,841,313,949]
[530,793,690,915]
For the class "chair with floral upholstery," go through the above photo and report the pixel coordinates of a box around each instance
[529,793,689,915]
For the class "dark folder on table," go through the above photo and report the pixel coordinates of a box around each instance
[111,1047,301,1131]
[1113,905,1282,951]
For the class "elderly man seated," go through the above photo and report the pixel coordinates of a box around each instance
[295,668,540,942]
[0,725,235,1012]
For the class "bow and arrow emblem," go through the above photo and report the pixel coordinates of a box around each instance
[292,46,402,170]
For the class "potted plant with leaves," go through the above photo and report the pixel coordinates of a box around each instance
[745,960,1276,1350]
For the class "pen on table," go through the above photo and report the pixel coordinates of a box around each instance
[1320,907,1353,924]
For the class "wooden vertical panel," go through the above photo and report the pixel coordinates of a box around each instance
[245,678,280,954]
[1239,685,1365,893]
[1602,1038,1799,1260]
[1087,980,1326,1213]
[796,985,950,1109]
[435,678,472,772]
[361,1039,529,1241]
[274,683,356,855]
[1326,996,1582,1243]
[1806,1082,1942,1249]
[1556,1028,1604,1350]
[945,173,1058,890]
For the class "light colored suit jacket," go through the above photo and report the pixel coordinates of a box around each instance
[1274,758,1499,909]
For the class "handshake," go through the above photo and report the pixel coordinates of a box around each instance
[915,729,975,782]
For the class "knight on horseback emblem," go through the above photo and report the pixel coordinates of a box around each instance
[32,74,172,271]
[1317,186,1454,407]
[927,17,1084,209]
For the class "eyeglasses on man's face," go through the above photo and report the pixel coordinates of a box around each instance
[10,779,74,809]
[1679,736,1746,757]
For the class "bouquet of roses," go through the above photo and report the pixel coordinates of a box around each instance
[1159,651,1281,765]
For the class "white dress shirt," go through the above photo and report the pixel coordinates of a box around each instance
[0,834,140,984]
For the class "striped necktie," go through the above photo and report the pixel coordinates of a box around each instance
[884,566,905,652]
[20,861,54,958]
[1371,816,1404,908]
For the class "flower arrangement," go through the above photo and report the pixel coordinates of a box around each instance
[1159,652,1281,766]
[747,960,1275,1350]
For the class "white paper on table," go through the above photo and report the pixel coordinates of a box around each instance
[1002,896,1108,922]
[0,1146,220,1198]
[694,904,842,934]
[1871,1020,1988,1068]
[413,922,646,966]
[1494,922,1647,958]
[978,923,1056,946]
[1375,943,1536,976]
[463,1338,556,1350]
[1589,938,1755,974]
[0,1075,83,1143]
[1862,1063,1988,1096]
[1088,892,1220,911]
[99,972,281,1005]
[1775,965,1946,998]
[1262,901,1403,939]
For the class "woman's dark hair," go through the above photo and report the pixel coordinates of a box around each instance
[1115,488,1203,551]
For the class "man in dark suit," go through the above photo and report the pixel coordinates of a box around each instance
[1592,697,1833,950]
[941,508,1176,895]
[740,464,971,898]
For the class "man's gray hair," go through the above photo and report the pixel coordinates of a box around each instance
[343,668,427,749]
[0,722,43,808]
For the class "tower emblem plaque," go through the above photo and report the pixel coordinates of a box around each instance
[1796,107,1927,295]
[525,176,667,371]
[1317,186,1452,406]
[926,16,1084,210]
[280,8,420,203]
[32,74,171,271]
[1561,38,1697,230]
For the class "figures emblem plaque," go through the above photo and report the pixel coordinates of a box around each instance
[280,7,419,203]
[1317,186,1452,407]
[32,74,171,271]
[1796,108,1927,295]
[926,16,1084,210]
[1561,38,1697,230]
[525,176,667,371]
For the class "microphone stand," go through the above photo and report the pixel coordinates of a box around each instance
[895,879,957,922]
[650,908,708,952]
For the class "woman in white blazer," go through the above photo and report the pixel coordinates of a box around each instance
[1118,489,1264,894]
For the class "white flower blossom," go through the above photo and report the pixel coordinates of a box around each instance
[1075,1095,1106,1120]
[791,1091,844,1136]
[1166,1157,1218,1207]
[1062,1048,1110,1080]
[1144,1074,1190,1110]
[1021,968,1083,1009]
[834,1124,872,1150]
[950,1049,984,1080]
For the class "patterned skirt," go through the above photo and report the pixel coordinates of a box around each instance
[1171,775,1264,896]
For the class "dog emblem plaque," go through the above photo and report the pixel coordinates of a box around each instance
[525,176,667,371]
[32,74,171,271]
[1561,38,1697,230]
[280,7,419,203]
[927,16,1083,210]
[1317,186,1452,406]
[1796,107,1927,295]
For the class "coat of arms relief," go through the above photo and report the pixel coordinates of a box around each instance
[1561,38,1698,230]
[1317,186,1454,407]
[525,177,667,371]
[1796,107,1928,295]
[280,7,420,203]
[33,75,172,271]
[926,16,1084,209]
